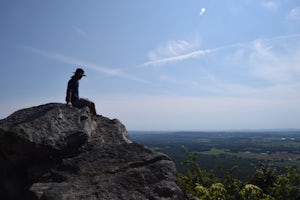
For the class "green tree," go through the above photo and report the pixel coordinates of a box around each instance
[240,184,267,200]
[177,150,300,200]
[209,183,227,200]
[247,162,277,193]
[271,167,300,199]
[177,151,216,197]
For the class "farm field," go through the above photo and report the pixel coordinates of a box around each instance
[130,130,300,179]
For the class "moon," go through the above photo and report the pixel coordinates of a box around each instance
[200,8,206,16]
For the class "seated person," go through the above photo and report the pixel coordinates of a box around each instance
[66,68,97,115]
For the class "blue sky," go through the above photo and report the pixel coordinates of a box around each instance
[1,0,300,130]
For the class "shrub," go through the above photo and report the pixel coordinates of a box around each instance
[177,150,299,200]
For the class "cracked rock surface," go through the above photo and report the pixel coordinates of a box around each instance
[0,103,191,200]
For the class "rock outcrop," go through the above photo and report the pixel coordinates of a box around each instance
[0,103,191,200]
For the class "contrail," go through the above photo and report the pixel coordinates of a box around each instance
[22,46,149,83]
[142,33,300,67]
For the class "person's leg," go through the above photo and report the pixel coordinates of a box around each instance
[89,102,97,116]
[72,98,97,115]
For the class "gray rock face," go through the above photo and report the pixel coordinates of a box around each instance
[0,103,191,200]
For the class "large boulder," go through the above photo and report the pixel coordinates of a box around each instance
[0,103,192,200]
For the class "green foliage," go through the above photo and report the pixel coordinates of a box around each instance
[247,162,278,193]
[209,183,227,200]
[240,184,266,200]
[177,150,242,199]
[177,150,300,200]
[271,167,300,200]
[194,184,209,199]
[176,151,217,197]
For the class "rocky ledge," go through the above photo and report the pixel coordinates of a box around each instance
[0,103,192,200]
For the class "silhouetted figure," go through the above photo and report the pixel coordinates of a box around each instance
[66,68,97,115]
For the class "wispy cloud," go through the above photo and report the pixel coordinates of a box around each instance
[142,41,246,67]
[72,26,88,38]
[287,7,300,20]
[142,33,300,101]
[143,48,216,67]
[143,39,204,67]
[211,35,300,99]
[142,34,300,68]
[261,1,279,11]
[249,39,300,85]
[23,46,148,83]
[147,40,198,60]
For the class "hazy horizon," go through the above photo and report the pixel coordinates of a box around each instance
[129,128,300,133]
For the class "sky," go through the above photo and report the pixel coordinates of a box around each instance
[1,0,300,131]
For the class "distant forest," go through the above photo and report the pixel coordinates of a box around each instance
[130,130,300,180]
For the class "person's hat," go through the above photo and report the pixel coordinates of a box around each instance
[74,68,86,76]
